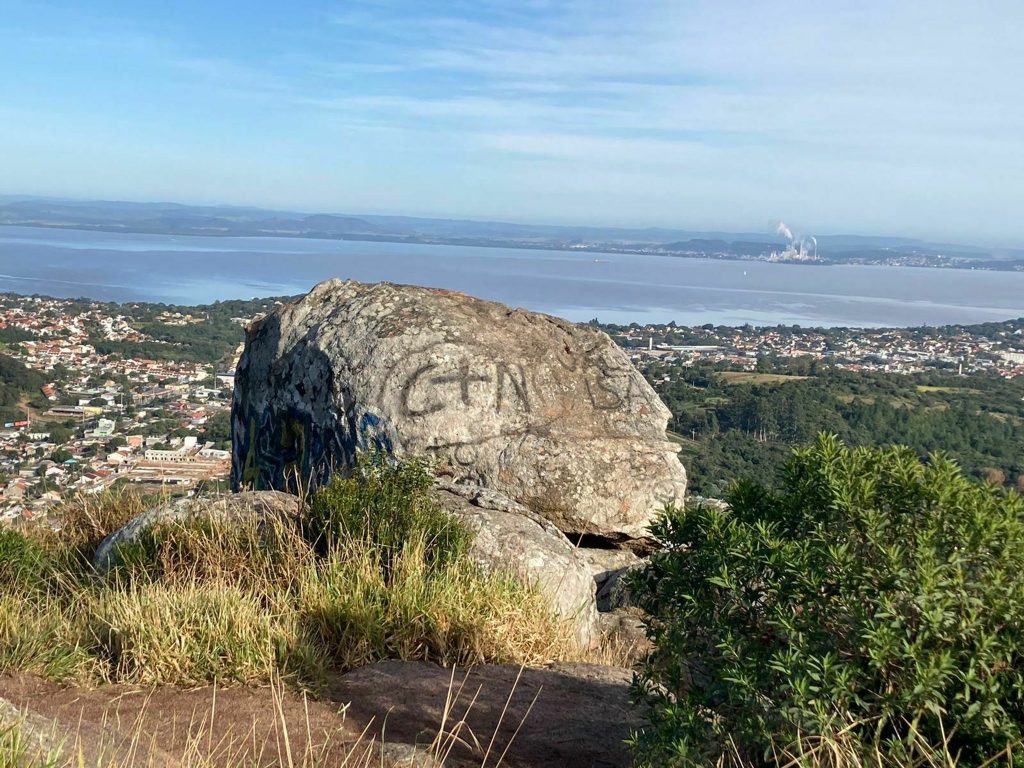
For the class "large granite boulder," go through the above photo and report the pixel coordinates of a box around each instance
[232,279,685,541]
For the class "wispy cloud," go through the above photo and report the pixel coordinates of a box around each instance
[0,0,1022,240]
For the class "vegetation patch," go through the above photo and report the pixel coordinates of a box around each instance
[651,363,1024,496]
[0,456,578,689]
[631,435,1024,767]
[717,371,810,385]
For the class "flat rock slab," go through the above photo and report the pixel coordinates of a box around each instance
[0,662,639,768]
[328,661,641,768]
[232,279,686,541]
[0,676,359,768]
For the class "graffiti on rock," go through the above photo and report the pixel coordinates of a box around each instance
[400,359,531,417]
[232,402,395,492]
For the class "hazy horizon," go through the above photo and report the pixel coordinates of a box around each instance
[2,192,1022,252]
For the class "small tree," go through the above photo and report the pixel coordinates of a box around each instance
[50,449,72,464]
[631,435,1024,767]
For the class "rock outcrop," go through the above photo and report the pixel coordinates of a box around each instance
[434,484,599,646]
[331,660,641,767]
[231,279,686,542]
[1,661,640,768]
[93,490,299,572]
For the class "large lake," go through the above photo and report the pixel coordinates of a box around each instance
[2,225,1022,327]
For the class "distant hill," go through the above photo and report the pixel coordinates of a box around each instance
[0,199,377,237]
[2,195,1022,263]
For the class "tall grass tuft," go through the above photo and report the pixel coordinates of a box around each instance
[0,458,580,689]
[299,533,577,670]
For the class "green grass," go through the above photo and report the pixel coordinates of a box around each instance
[915,384,982,394]
[717,371,810,385]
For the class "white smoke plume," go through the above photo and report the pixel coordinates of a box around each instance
[776,221,794,241]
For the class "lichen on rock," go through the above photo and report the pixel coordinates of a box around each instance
[231,279,686,542]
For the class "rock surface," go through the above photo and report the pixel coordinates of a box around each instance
[0,693,178,767]
[93,490,300,571]
[596,563,643,613]
[329,661,641,768]
[597,608,652,659]
[434,486,599,645]
[579,548,642,582]
[232,279,686,541]
[0,662,640,768]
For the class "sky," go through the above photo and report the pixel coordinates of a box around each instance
[1,1,1022,244]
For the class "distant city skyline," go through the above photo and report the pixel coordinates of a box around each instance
[2,1,1022,245]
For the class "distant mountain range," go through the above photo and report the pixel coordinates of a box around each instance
[2,195,1022,268]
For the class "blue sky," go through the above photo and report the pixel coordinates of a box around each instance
[1,1,1022,243]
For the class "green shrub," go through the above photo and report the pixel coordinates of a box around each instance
[304,453,470,572]
[631,435,1024,767]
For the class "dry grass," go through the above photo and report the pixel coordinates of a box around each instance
[299,534,578,671]
[37,487,155,558]
[0,479,585,690]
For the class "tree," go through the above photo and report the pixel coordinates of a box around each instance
[203,410,231,447]
[47,424,73,445]
[50,449,72,464]
[631,436,1024,767]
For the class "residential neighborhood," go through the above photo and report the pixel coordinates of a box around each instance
[606,319,1024,378]
[0,294,261,526]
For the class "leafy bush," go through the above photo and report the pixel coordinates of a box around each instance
[631,435,1024,767]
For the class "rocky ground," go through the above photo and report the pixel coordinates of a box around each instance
[1,662,639,768]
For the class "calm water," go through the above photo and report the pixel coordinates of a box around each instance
[2,225,1023,327]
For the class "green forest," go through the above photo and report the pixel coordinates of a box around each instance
[88,297,287,365]
[644,361,1024,497]
[0,352,45,417]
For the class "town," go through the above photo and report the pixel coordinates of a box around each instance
[0,293,283,526]
[2,292,1023,526]
[603,319,1024,378]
